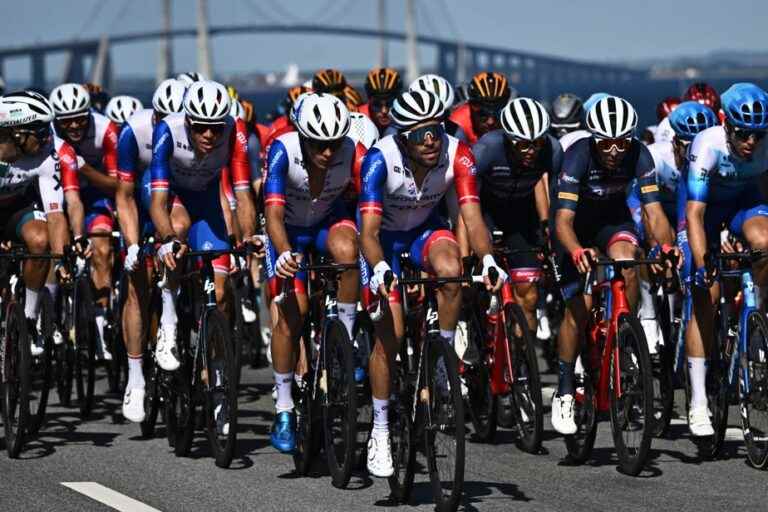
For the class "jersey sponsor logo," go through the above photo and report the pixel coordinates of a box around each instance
[558,191,579,201]
[236,130,248,147]
[640,184,659,194]
[175,140,191,151]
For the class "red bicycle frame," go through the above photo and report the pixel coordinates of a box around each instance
[486,281,516,396]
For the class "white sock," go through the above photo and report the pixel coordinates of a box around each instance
[95,308,107,347]
[440,329,455,345]
[161,287,178,326]
[688,357,708,408]
[337,302,356,341]
[638,279,656,320]
[46,282,59,303]
[274,371,294,414]
[127,355,145,390]
[372,397,389,436]
[24,287,40,320]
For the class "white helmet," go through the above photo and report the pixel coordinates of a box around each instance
[0,90,54,126]
[49,83,91,118]
[229,100,245,121]
[348,112,379,148]
[152,78,186,115]
[500,97,550,141]
[176,71,207,87]
[409,74,454,115]
[293,92,350,141]
[105,95,143,124]
[183,80,231,123]
[290,91,313,124]
[390,89,444,129]
[586,95,638,139]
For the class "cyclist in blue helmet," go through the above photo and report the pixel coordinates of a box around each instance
[680,82,768,437]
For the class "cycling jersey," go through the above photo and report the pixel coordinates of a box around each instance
[263,131,364,228]
[448,104,479,144]
[262,115,294,158]
[654,117,674,144]
[359,134,480,232]
[559,129,590,152]
[117,108,156,233]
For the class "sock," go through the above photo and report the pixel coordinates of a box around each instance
[638,278,656,320]
[372,397,389,436]
[688,357,708,408]
[440,329,455,345]
[161,287,178,326]
[95,307,107,348]
[46,282,59,303]
[557,359,576,397]
[274,371,294,414]
[24,287,40,320]
[337,302,356,342]
[127,355,145,390]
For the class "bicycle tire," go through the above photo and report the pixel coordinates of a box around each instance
[505,303,543,453]
[652,292,676,437]
[2,302,28,458]
[55,291,75,408]
[387,354,416,503]
[353,318,373,471]
[105,321,127,395]
[204,310,238,468]
[27,289,54,435]
[564,353,598,464]
[423,335,465,512]
[74,278,96,419]
[165,370,195,456]
[140,351,161,438]
[610,315,654,476]
[464,309,497,442]
[741,310,768,469]
[321,319,357,488]
[293,332,321,475]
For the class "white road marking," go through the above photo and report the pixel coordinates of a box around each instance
[61,482,161,512]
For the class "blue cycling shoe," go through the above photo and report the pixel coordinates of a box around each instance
[354,366,367,383]
[270,411,297,453]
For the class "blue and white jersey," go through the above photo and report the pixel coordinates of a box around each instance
[117,108,154,185]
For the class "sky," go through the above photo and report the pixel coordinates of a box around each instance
[0,0,766,82]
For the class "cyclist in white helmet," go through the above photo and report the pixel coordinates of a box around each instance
[263,92,367,454]
[115,78,185,422]
[105,95,144,126]
[176,71,207,87]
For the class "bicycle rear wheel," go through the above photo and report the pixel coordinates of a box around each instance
[610,315,654,476]
[387,355,416,503]
[564,355,597,464]
[505,303,543,453]
[423,335,465,512]
[74,278,96,419]
[2,302,28,458]
[293,333,321,475]
[694,310,730,460]
[27,289,54,435]
[55,291,74,407]
[741,311,768,468]
[652,293,675,437]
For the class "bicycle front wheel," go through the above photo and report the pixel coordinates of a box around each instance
[387,356,415,503]
[27,289,54,435]
[610,315,654,476]
[564,354,597,463]
[204,310,238,468]
[741,311,768,468]
[74,278,96,419]
[2,302,28,458]
[423,335,465,512]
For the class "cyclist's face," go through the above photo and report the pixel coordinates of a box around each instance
[594,138,632,170]
[188,121,225,154]
[304,137,344,171]
[470,103,500,137]
[57,114,89,143]
[726,122,767,161]
[405,121,443,168]
[509,137,545,168]
[0,129,20,162]
[369,97,393,129]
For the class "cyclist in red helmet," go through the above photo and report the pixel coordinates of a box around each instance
[683,82,721,113]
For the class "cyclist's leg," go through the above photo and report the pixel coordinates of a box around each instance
[504,228,542,332]
[17,209,50,321]
[84,198,115,359]
[318,218,359,340]
[732,202,768,285]
[598,224,641,308]
[418,229,462,341]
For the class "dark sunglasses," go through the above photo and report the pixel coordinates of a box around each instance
[189,121,226,135]
[306,137,344,153]
[510,137,546,153]
[57,115,89,128]
[401,123,444,145]
[732,127,767,142]
[595,137,632,153]
[370,97,394,113]
[15,123,51,141]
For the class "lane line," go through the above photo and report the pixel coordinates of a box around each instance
[61,482,161,512]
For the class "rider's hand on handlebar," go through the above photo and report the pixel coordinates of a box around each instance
[571,247,597,274]
[158,237,186,270]
[248,234,267,258]
[54,261,71,283]
[0,240,11,251]
[73,235,92,258]
[370,261,396,298]
[124,244,140,272]
[481,254,506,292]
[276,250,300,278]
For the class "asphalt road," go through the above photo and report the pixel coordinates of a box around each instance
[1,353,766,512]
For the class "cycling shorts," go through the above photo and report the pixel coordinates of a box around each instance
[81,187,115,233]
[171,184,230,274]
[0,186,46,241]
[484,194,541,283]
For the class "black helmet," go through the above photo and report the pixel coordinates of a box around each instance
[549,93,583,136]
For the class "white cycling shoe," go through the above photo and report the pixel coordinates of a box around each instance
[640,318,663,355]
[122,387,146,423]
[536,309,551,340]
[367,432,394,478]
[688,405,715,437]
[155,323,180,372]
[551,393,577,435]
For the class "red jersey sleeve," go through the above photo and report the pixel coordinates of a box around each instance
[229,119,252,192]
[219,165,236,210]
[352,141,367,194]
[101,121,119,178]
[58,141,80,192]
[453,141,480,206]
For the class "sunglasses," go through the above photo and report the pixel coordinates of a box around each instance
[189,121,226,135]
[58,115,89,129]
[732,127,767,143]
[401,123,444,145]
[595,137,632,153]
[15,123,51,141]
[306,137,344,153]
[370,97,394,113]
[510,137,546,153]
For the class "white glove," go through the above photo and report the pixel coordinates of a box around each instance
[124,244,140,272]
[369,261,392,294]
[482,254,508,284]
[276,250,297,275]
[158,240,177,259]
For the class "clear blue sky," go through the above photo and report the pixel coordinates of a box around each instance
[1,0,765,81]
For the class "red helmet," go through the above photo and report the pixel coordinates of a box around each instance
[656,96,681,122]
[683,82,720,113]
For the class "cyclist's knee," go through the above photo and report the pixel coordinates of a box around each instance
[431,253,461,279]
[328,232,358,264]
[515,282,538,311]
[23,223,48,254]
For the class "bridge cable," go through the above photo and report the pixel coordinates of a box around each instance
[415,0,442,39]
[107,0,135,35]
[73,0,108,41]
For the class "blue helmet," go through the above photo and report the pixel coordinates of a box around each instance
[721,83,768,130]
[668,101,718,141]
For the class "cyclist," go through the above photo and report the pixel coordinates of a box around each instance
[409,73,463,139]
[683,82,722,120]
[643,96,681,145]
[105,95,144,127]
[679,83,768,436]
[449,71,512,145]
[343,84,364,112]
[551,95,677,435]
[549,93,584,138]
[360,67,402,136]
[558,92,609,152]
[50,82,120,361]
[312,68,347,101]
[149,80,257,388]
[359,89,506,476]
[0,91,75,346]
[262,85,311,158]
[176,71,207,87]
[264,92,365,453]
[115,77,186,422]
